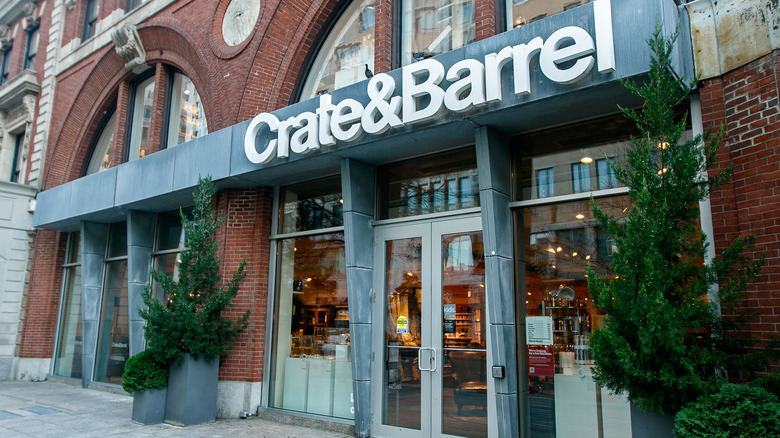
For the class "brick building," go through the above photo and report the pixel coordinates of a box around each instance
[7,0,778,437]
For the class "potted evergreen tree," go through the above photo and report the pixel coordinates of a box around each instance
[586,29,775,436]
[122,350,168,425]
[140,176,249,426]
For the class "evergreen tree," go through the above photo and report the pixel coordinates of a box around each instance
[587,28,772,415]
[140,177,249,365]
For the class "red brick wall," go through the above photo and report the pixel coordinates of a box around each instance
[214,188,274,381]
[700,50,780,370]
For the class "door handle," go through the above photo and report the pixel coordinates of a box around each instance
[417,347,437,372]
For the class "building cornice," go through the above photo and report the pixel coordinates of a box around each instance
[0,0,38,27]
[0,70,40,112]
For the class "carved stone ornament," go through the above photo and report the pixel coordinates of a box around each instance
[22,1,40,31]
[0,25,11,51]
[22,94,37,124]
[64,0,77,11]
[111,23,148,74]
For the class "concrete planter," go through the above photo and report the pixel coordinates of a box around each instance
[164,353,219,426]
[132,388,167,425]
[630,402,675,438]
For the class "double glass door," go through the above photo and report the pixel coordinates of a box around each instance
[372,216,489,438]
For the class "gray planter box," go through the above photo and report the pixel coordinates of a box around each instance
[132,388,167,425]
[630,402,675,438]
[165,353,219,426]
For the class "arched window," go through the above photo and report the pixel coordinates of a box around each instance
[167,72,208,147]
[85,111,116,175]
[299,0,375,100]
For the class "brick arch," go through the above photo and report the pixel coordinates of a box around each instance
[238,0,343,119]
[43,47,129,190]
[44,16,227,190]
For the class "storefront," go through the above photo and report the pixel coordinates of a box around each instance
[33,1,695,436]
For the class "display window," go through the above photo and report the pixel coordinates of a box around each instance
[94,222,129,384]
[269,177,353,419]
[151,210,188,304]
[53,232,83,379]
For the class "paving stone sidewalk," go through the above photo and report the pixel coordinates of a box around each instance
[0,380,352,437]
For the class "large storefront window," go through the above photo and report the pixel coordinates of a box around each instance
[378,148,479,219]
[269,177,353,419]
[151,210,187,303]
[53,233,83,379]
[402,0,476,65]
[506,0,591,30]
[167,73,208,147]
[300,0,375,99]
[94,222,129,384]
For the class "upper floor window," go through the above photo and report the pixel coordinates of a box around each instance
[507,0,590,29]
[127,75,155,161]
[536,167,553,198]
[571,161,591,193]
[299,0,375,100]
[126,0,151,11]
[167,73,208,147]
[24,27,39,71]
[85,110,116,175]
[84,0,100,40]
[401,0,475,66]
[596,157,617,189]
[10,132,25,183]
[0,47,10,85]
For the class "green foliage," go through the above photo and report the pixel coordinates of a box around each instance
[587,28,772,415]
[121,350,169,394]
[140,176,249,365]
[674,384,780,437]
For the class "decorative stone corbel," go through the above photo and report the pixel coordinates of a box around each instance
[22,2,40,31]
[0,25,11,51]
[111,23,148,74]
[64,0,77,11]
[22,94,37,124]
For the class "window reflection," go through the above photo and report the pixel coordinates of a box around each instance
[53,233,83,379]
[128,76,155,161]
[300,0,375,100]
[167,73,208,147]
[86,111,116,175]
[402,0,475,65]
[507,0,590,30]
[269,233,352,419]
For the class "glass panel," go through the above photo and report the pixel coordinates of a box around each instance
[153,252,180,303]
[167,73,208,147]
[94,260,129,384]
[128,76,155,161]
[441,231,487,437]
[507,0,590,30]
[596,158,617,190]
[524,196,631,438]
[520,140,628,201]
[280,176,343,233]
[299,0,375,100]
[86,111,116,175]
[379,149,479,219]
[401,0,476,65]
[53,265,82,379]
[383,237,423,429]
[107,222,127,258]
[269,233,352,419]
[155,210,186,251]
[66,231,81,264]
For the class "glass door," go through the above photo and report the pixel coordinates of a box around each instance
[372,216,488,438]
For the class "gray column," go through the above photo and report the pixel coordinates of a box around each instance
[341,159,375,438]
[127,211,155,357]
[80,221,108,388]
[475,126,520,438]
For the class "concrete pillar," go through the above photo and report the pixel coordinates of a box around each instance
[475,126,520,438]
[341,158,376,438]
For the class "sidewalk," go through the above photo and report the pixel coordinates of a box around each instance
[0,380,353,437]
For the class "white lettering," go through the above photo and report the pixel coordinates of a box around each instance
[403,59,445,124]
[512,37,544,95]
[331,98,364,142]
[244,113,279,164]
[445,59,486,112]
[317,94,336,147]
[484,46,514,103]
[362,73,404,135]
[540,26,595,85]
[290,112,319,154]
[594,0,615,73]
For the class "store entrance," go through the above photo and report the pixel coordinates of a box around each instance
[371,216,489,438]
